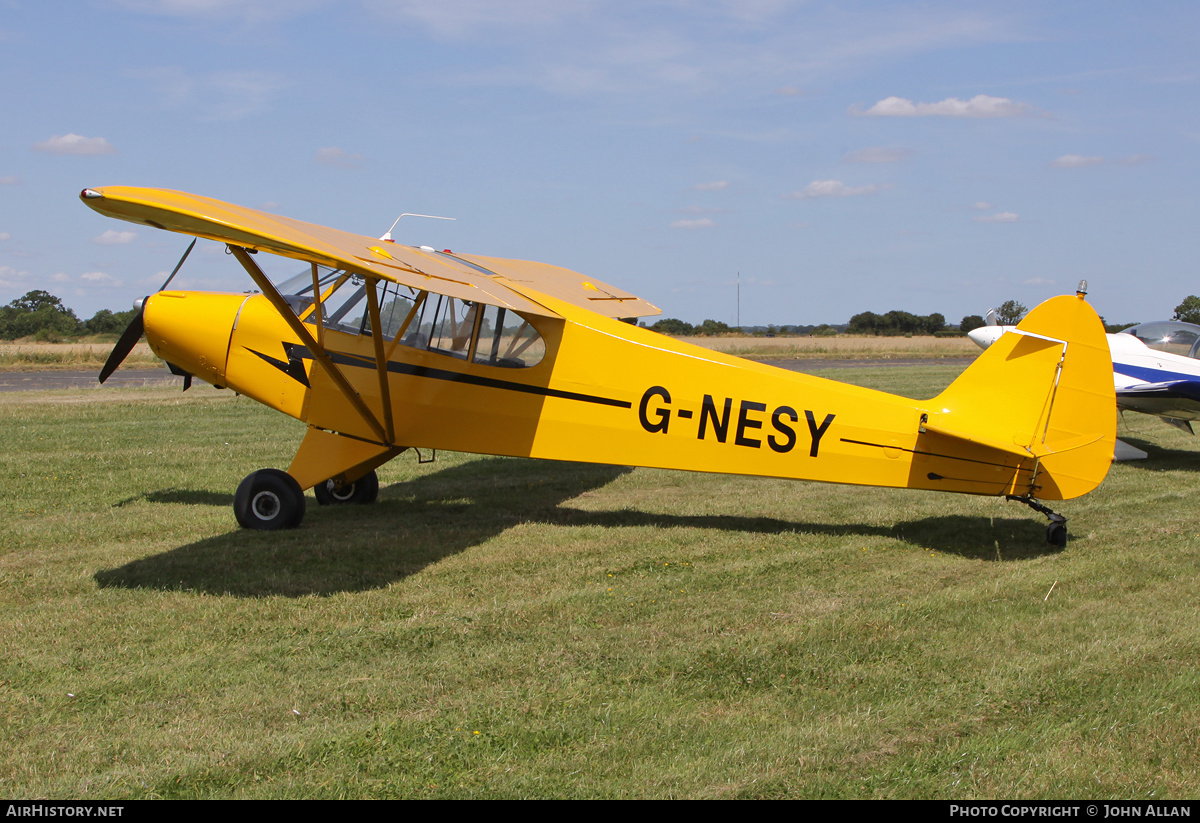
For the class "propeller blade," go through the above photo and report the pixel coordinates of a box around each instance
[98,309,144,384]
[158,238,196,292]
[98,239,196,384]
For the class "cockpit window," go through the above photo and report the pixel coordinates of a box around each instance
[279,264,544,366]
[1119,321,1200,359]
[473,304,545,368]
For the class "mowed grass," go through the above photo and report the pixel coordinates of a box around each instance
[2,367,1199,799]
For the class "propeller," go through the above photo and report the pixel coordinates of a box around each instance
[98,239,196,384]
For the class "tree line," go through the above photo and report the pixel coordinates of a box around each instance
[5,289,1196,342]
[0,290,136,341]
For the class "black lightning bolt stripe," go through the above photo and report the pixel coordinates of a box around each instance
[259,343,632,409]
[247,346,311,387]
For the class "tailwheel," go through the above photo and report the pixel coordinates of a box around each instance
[313,469,379,506]
[234,468,306,530]
[1006,495,1068,548]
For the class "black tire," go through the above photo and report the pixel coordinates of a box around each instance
[234,469,306,530]
[313,469,379,506]
[1047,522,1068,548]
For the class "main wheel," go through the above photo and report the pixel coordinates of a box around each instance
[314,469,379,506]
[234,469,306,530]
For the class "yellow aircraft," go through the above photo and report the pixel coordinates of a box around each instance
[81,186,1115,546]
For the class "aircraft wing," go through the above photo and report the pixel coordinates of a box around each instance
[80,186,660,319]
[455,254,660,319]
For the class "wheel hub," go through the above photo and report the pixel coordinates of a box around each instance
[252,490,281,521]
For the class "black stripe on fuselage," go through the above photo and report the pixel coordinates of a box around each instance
[839,437,1032,472]
[272,342,633,409]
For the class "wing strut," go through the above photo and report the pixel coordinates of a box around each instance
[227,245,389,444]
[364,280,396,444]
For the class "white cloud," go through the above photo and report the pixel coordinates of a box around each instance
[783,180,889,199]
[857,94,1030,118]
[1023,277,1055,286]
[50,272,71,283]
[972,201,993,210]
[692,180,729,191]
[0,265,29,288]
[1052,154,1104,168]
[81,271,122,286]
[0,232,10,241]
[842,146,913,164]
[670,218,715,229]
[32,134,118,155]
[1051,153,1152,168]
[973,211,1020,223]
[775,86,806,96]
[111,0,325,26]
[0,176,19,185]
[678,206,725,215]
[93,230,138,246]
[315,147,364,169]
[130,66,288,120]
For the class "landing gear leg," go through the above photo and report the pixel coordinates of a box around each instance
[1006,495,1068,547]
[234,469,306,530]
[313,469,379,506]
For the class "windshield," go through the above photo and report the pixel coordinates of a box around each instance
[1119,321,1200,359]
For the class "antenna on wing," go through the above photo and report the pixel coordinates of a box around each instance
[380,213,456,243]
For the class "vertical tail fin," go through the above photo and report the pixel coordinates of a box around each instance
[928,294,1115,500]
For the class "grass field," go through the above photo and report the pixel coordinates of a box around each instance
[688,335,978,360]
[0,341,159,371]
[2,366,1198,799]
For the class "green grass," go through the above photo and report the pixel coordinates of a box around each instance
[2,368,1199,798]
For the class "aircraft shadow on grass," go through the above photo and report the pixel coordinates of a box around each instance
[95,457,1061,598]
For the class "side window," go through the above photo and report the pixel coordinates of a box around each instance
[316,276,369,335]
[363,282,418,341]
[427,297,477,359]
[473,305,545,368]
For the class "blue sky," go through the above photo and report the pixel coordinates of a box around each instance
[2,1,1198,327]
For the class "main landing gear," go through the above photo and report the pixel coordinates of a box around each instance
[1006,495,1069,548]
[233,468,380,529]
[313,470,379,506]
[234,469,306,530]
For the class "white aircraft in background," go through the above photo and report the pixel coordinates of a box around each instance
[969,310,1200,459]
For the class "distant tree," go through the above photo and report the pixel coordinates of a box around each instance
[848,311,882,335]
[83,308,137,335]
[695,319,731,336]
[850,310,945,336]
[960,315,986,333]
[0,291,80,340]
[650,318,694,336]
[1103,321,1138,334]
[1173,296,1200,325]
[812,324,838,337]
[996,300,1028,326]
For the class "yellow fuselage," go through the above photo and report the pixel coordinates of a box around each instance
[143,288,1113,502]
